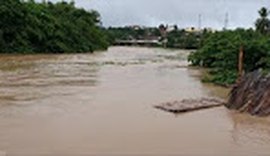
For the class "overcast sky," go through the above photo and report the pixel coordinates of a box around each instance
[48,0,269,29]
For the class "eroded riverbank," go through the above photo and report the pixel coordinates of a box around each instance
[0,47,269,155]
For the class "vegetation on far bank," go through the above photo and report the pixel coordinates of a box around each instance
[107,25,205,49]
[0,0,209,53]
[188,7,270,86]
[0,0,109,53]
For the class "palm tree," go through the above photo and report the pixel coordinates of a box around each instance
[255,7,270,34]
[259,7,268,18]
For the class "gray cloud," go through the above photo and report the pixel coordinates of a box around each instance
[46,0,269,29]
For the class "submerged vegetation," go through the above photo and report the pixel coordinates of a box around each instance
[0,0,109,53]
[188,7,270,86]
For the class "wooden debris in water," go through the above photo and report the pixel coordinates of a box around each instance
[226,70,270,117]
[155,98,225,114]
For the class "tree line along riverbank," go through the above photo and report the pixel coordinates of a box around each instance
[0,0,109,53]
[188,7,270,86]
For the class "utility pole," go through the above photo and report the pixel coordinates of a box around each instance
[198,14,202,30]
[224,12,229,30]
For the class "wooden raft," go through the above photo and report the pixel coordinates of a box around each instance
[155,98,225,114]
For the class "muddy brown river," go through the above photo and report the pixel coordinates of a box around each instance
[0,47,269,155]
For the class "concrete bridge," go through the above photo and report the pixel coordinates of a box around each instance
[114,39,162,46]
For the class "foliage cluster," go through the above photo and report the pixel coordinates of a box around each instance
[0,0,109,53]
[166,29,210,49]
[188,29,270,85]
[188,7,270,86]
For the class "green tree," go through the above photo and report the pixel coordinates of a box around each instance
[188,7,270,86]
[0,0,109,53]
[188,29,270,85]
[255,7,270,34]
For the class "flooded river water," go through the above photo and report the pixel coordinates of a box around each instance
[0,47,269,155]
